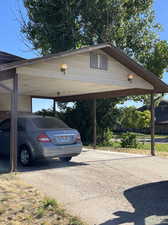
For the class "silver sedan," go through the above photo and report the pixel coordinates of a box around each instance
[0,115,82,166]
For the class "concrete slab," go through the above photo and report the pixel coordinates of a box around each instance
[17,149,168,225]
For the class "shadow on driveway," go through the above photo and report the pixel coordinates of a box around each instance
[100,181,168,225]
[0,157,88,174]
[18,158,88,173]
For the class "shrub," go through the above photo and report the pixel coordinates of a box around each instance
[120,132,138,148]
[42,198,58,209]
[36,207,45,219]
[102,129,113,146]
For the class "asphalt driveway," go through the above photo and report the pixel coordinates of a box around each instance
[16,149,168,224]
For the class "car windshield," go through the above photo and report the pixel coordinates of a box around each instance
[32,117,69,129]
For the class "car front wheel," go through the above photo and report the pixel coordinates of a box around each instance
[19,146,32,166]
[59,157,72,162]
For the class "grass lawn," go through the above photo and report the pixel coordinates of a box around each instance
[113,133,168,139]
[87,132,168,157]
[85,142,168,157]
[0,174,86,225]
[140,143,168,152]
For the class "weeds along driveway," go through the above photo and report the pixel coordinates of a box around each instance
[19,149,168,225]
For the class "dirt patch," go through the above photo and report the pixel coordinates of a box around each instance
[0,174,85,225]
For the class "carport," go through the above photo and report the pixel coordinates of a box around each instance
[0,43,168,172]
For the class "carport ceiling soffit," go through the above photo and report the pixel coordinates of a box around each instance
[0,74,133,97]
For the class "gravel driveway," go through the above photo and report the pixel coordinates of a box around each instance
[18,149,168,225]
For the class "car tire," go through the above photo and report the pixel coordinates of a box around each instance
[59,157,72,162]
[19,146,32,166]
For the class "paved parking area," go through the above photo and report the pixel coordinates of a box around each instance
[1,149,168,224]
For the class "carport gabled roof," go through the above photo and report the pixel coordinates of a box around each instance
[0,43,168,93]
[0,51,25,64]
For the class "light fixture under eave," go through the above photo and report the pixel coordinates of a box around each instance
[128,73,134,82]
[57,91,60,96]
[60,64,68,74]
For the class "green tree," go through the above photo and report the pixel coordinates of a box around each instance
[58,99,122,144]
[22,0,164,59]
[22,0,168,82]
[133,40,168,104]
[138,110,151,129]
[22,0,168,144]
[35,108,57,117]
[22,0,81,54]
[119,107,151,129]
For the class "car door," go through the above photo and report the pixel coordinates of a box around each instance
[17,118,26,147]
[0,119,10,156]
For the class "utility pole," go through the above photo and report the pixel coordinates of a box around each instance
[10,71,18,172]
[150,93,155,156]
[93,99,96,149]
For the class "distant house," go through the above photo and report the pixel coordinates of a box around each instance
[139,100,168,134]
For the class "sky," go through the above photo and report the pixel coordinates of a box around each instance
[0,0,168,111]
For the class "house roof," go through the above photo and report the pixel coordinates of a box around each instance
[0,43,109,69]
[139,100,168,125]
[0,51,25,64]
[0,43,168,94]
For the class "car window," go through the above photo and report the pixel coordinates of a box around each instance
[32,117,69,129]
[0,119,25,132]
[18,119,25,132]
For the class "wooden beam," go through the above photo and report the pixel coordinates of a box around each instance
[31,97,33,113]
[31,96,55,100]
[32,87,166,103]
[93,99,97,149]
[55,88,153,102]
[53,99,56,112]
[0,83,12,92]
[10,72,18,172]
[0,70,17,172]
[150,93,155,156]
